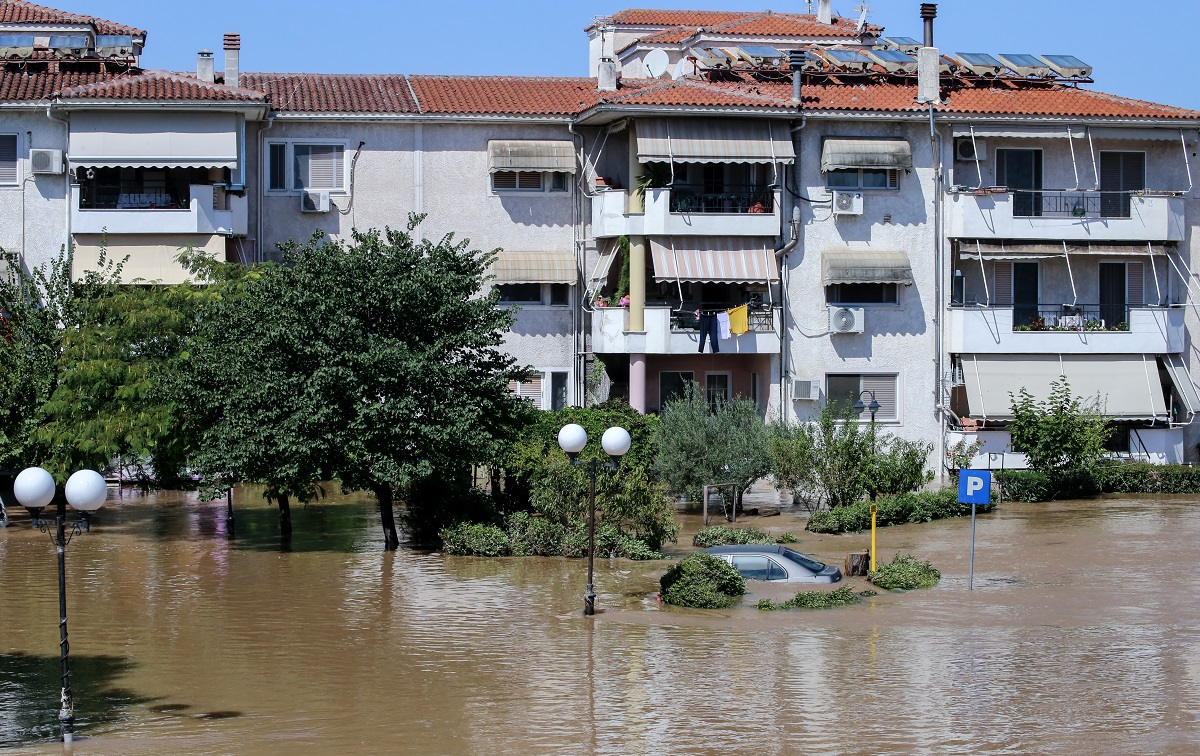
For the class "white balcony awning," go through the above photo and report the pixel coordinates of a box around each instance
[1162,354,1200,415]
[959,354,1167,421]
[487,140,576,173]
[960,241,1169,260]
[951,124,1180,141]
[650,237,779,283]
[637,119,795,164]
[821,139,912,172]
[69,111,238,169]
[822,249,914,286]
[489,250,576,284]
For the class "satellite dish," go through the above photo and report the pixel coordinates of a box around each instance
[644,49,670,78]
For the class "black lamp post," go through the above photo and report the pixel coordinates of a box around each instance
[853,390,882,571]
[13,466,108,743]
[853,389,881,426]
[557,423,631,616]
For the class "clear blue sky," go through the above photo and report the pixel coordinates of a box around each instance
[55,0,1200,111]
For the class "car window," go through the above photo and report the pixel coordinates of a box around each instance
[766,559,788,580]
[782,550,826,573]
[731,555,771,580]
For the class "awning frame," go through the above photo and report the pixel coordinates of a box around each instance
[650,238,779,284]
[487,140,576,174]
[636,118,796,165]
[821,138,913,173]
[489,250,577,285]
[822,249,915,286]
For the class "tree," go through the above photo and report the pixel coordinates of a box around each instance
[179,218,528,548]
[653,383,772,514]
[1009,377,1111,475]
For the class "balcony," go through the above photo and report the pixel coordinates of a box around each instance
[591,187,781,239]
[946,190,1184,242]
[592,305,781,355]
[71,184,247,236]
[947,305,1185,354]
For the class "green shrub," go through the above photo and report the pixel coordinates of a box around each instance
[692,525,777,547]
[805,489,987,534]
[997,469,1099,502]
[506,511,569,556]
[659,553,746,609]
[869,554,940,590]
[596,523,666,560]
[758,586,863,611]
[776,531,799,544]
[439,523,510,557]
[1092,463,1200,495]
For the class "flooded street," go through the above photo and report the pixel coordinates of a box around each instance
[2,489,1200,754]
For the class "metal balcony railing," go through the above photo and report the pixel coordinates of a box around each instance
[1010,303,1131,332]
[670,304,776,333]
[1010,190,1131,219]
[667,184,776,215]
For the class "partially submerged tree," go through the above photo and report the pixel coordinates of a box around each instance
[1009,377,1111,475]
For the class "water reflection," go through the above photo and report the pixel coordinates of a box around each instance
[1,492,1200,753]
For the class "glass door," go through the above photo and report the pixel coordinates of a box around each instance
[998,149,1043,217]
[1012,262,1040,328]
[1099,263,1127,328]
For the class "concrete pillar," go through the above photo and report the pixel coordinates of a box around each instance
[628,235,646,332]
[630,353,647,414]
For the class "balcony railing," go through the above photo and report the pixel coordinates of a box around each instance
[946,305,1185,355]
[670,304,777,332]
[71,184,247,236]
[592,304,781,354]
[667,185,775,215]
[1010,190,1132,219]
[1010,303,1130,332]
[945,191,1184,242]
[591,188,782,238]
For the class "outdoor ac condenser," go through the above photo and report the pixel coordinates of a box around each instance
[30,149,63,175]
[300,190,331,213]
[831,190,864,216]
[829,306,865,334]
[792,379,820,401]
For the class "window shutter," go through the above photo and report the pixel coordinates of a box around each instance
[995,149,1007,187]
[307,145,343,189]
[1126,262,1144,306]
[493,171,518,190]
[0,135,16,185]
[507,380,519,395]
[994,261,1014,305]
[861,374,898,421]
[519,375,543,408]
[1100,152,1123,192]
[517,171,543,190]
[887,168,899,189]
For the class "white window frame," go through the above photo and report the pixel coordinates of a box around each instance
[705,371,733,408]
[824,372,901,424]
[264,139,349,195]
[490,170,571,196]
[496,283,572,308]
[0,133,20,189]
[825,167,899,191]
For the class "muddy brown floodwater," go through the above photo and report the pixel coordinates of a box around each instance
[2,488,1200,754]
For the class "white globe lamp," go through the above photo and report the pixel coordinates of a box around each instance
[14,466,56,522]
[65,470,107,513]
[557,423,588,458]
[601,427,632,461]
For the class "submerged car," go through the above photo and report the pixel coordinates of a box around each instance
[702,545,843,583]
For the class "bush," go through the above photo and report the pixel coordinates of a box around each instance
[1093,463,1200,495]
[757,586,862,611]
[692,526,780,547]
[439,523,510,557]
[506,511,571,556]
[997,469,1099,502]
[1009,377,1111,475]
[869,554,940,590]
[805,489,988,534]
[659,553,746,609]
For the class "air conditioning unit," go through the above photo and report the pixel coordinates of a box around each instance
[829,306,865,334]
[831,190,863,216]
[300,190,331,213]
[955,138,987,161]
[30,149,63,175]
[792,379,820,401]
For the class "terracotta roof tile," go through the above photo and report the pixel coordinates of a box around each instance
[0,0,143,36]
[240,73,417,113]
[713,13,881,37]
[605,9,752,27]
[54,70,265,102]
[601,77,794,109]
[408,75,601,116]
[0,68,111,101]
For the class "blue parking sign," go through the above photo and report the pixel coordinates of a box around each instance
[958,469,992,505]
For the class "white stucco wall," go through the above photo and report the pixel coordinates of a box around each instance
[0,109,70,275]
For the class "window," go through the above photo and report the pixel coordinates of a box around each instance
[550,372,568,411]
[659,371,694,410]
[550,171,569,192]
[492,171,542,191]
[826,168,898,190]
[825,373,898,421]
[996,149,1043,217]
[549,283,570,306]
[496,283,572,306]
[508,374,544,409]
[265,141,346,193]
[0,134,16,186]
[826,283,898,305]
[1100,151,1145,219]
[706,373,731,411]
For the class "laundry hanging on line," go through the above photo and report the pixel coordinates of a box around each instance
[727,305,749,335]
[717,312,732,340]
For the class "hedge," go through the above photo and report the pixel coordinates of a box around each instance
[805,488,992,534]
[440,512,666,560]
[757,586,865,611]
[997,464,1200,502]
[692,525,799,547]
[659,553,747,608]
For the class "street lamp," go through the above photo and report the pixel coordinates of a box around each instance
[557,423,631,616]
[13,466,108,743]
[853,390,881,571]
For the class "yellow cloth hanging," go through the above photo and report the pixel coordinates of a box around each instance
[727,304,749,335]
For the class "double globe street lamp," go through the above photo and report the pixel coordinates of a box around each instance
[557,424,631,616]
[13,466,108,742]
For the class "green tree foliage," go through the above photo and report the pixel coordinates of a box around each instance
[1008,377,1111,475]
[179,219,527,548]
[652,383,771,512]
[659,552,746,609]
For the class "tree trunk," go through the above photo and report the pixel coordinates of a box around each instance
[373,483,400,550]
[277,493,293,536]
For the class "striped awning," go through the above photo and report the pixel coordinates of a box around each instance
[821,139,912,172]
[1163,354,1200,415]
[650,238,779,283]
[487,140,576,173]
[636,119,795,164]
[489,251,576,284]
[822,249,914,286]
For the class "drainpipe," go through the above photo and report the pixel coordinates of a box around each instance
[256,112,275,263]
[777,117,806,423]
[930,101,949,482]
[46,104,70,270]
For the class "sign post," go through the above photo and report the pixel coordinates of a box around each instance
[958,470,991,591]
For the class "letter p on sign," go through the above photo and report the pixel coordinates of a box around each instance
[958,470,992,505]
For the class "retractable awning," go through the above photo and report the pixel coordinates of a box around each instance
[487,140,575,173]
[636,119,795,164]
[490,251,576,284]
[822,249,914,286]
[821,139,912,172]
[69,111,238,169]
[960,242,1168,260]
[959,354,1167,421]
[650,237,779,283]
[1162,354,1200,415]
[951,125,1180,141]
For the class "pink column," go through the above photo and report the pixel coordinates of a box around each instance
[629,354,647,414]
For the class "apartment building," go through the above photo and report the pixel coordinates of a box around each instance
[2,0,1199,471]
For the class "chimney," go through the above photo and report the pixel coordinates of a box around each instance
[916,4,940,104]
[598,58,618,92]
[223,33,240,88]
[788,50,806,104]
[817,0,832,24]
[197,49,214,83]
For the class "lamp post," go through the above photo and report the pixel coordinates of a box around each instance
[557,423,631,616]
[13,466,108,743]
[853,390,881,571]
